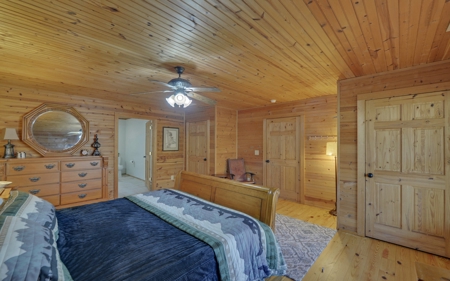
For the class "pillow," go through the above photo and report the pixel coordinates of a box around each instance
[0,191,58,236]
[0,216,73,281]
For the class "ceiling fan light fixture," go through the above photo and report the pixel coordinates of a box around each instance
[166,95,176,107]
[166,90,192,108]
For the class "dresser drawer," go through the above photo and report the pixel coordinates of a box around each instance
[61,160,102,171]
[17,183,60,197]
[61,179,101,193]
[42,194,60,206]
[60,189,102,205]
[8,173,60,186]
[7,162,59,175]
[61,169,102,182]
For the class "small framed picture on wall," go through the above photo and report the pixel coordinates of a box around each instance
[163,127,179,151]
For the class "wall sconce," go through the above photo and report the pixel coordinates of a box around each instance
[2,128,19,158]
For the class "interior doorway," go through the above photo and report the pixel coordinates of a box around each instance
[186,120,210,175]
[114,114,156,198]
[263,116,304,202]
[361,91,450,257]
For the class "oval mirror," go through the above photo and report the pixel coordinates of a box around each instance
[23,104,90,156]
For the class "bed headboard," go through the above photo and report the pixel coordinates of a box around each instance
[174,171,280,230]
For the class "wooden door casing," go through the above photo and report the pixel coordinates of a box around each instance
[365,91,450,257]
[186,120,210,175]
[264,116,303,202]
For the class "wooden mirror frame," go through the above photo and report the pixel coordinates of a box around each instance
[22,103,90,156]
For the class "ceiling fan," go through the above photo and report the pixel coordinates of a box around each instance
[135,66,220,108]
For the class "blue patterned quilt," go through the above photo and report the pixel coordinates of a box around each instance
[127,189,286,281]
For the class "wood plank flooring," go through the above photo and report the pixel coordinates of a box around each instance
[272,199,450,281]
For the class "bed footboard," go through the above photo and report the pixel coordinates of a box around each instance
[174,171,280,230]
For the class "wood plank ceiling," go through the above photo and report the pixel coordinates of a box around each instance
[0,0,449,110]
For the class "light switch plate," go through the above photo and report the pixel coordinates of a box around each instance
[255,150,259,155]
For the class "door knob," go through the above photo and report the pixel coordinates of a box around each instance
[265,160,270,163]
[367,173,374,178]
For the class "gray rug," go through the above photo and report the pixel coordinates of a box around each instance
[275,214,336,280]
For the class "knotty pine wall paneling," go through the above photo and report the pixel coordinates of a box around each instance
[154,118,185,190]
[215,107,237,174]
[185,106,216,175]
[337,60,450,234]
[0,85,184,199]
[238,95,337,209]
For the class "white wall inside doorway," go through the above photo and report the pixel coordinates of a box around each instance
[118,118,147,180]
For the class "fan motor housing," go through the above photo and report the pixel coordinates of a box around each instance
[167,77,192,89]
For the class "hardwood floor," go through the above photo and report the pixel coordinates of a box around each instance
[273,199,450,281]
[276,199,337,229]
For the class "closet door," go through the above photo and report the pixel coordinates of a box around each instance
[186,120,210,175]
[365,91,450,257]
[264,116,302,202]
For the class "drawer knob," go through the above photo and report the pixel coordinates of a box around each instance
[45,164,55,169]
[13,166,25,171]
[78,194,87,199]
[66,163,76,168]
[29,177,41,182]
[78,172,88,177]
[29,189,40,195]
[90,162,99,166]
[78,183,87,188]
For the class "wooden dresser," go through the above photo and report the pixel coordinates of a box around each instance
[0,156,108,208]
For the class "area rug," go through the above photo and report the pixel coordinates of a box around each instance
[275,214,336,280]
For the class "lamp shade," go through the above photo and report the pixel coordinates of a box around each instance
[326,142,337,156]
[1,128,19,140]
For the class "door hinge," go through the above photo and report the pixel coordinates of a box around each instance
[149,177,152,181]
[149,151,152,156]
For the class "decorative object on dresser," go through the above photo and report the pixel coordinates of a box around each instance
[22,103,90,156]
[80,149,89,156]
[1,128,19,159]
[0,156,108,208]
[91,134,101,156]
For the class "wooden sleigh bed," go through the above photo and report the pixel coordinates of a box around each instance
[0,171,286,281]
[174,171,280,230]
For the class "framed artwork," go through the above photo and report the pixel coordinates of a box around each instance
[163,127,179,151]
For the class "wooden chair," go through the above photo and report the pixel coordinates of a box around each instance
[226,158,255,184]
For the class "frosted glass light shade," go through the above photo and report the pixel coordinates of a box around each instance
[166,92,192,108]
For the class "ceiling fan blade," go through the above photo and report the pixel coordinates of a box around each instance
[131,90,174,95]
[186,92,216,106]
[186,87,221,92]
[147,79,177,89]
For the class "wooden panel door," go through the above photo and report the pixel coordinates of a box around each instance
[186,120,210,175]
[264,117,301,201]
[365,92,450,257]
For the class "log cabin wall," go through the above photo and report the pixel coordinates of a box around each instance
[0,85,184,198]
[154,119,185,190]
[338,60,450,233]
[237,94,337,209]
[184,106,216,175]
[215,107,237,174]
